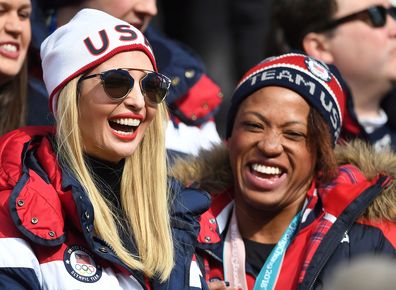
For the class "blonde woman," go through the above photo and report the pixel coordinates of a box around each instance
[0,9,209,290]
[0,0,31,135]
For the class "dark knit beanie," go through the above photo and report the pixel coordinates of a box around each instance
[226,52,346,145]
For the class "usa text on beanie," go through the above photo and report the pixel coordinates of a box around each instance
[40,8,156,113]
[226,52,346,145]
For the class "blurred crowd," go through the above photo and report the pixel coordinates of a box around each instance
[1,0,396,289]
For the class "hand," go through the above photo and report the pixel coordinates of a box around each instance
[208,280,240,290]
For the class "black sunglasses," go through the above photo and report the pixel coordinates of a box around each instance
[313,5,396,32]
[78,68,171,104]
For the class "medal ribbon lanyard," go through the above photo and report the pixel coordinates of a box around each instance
[224,207,301,290]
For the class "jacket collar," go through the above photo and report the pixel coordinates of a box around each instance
[172,141,396,221]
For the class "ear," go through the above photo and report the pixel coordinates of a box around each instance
[302,32,335,64]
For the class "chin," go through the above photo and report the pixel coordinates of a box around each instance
[242,191,280,210]
[114,146,139,159]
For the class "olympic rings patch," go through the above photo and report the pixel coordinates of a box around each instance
[64,245,103,283]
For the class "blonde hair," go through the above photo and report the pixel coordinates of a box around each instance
[55,77,173,280]
[0,60,27,135]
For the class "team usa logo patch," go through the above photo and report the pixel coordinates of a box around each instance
[304,57,332,82]
[64,245,103,283]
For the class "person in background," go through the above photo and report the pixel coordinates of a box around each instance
[171,52,396,289]
[157,0,273,137]
[29,0,223,157]
[269,0,396,152]
[0,9,210,289]
[0,0,31,135]
[323,255,396,290]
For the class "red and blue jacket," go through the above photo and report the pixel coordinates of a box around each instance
[0,126,210,290]
[171,142,396,290]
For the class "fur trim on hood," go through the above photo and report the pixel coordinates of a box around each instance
[170,140,396,221]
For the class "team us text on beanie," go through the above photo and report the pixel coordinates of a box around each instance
[40,8,156,114]
[226,52,346,145]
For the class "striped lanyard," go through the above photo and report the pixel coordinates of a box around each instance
[223,207,301,290]
[253,212,301,290]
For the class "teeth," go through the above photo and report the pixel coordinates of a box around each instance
[252,164,281,175]
[111,118,140,126]
[114,129,134,135]
[1,44,17,52]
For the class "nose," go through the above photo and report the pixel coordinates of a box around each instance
[257,130,283,156]
[4,12,23,36]
[123,81,146,111]
[135,0,158,17]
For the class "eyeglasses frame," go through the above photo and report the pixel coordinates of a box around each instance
[78,68,171,104]
[312,5,396,32]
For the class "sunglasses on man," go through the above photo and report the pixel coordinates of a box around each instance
[313,5,396,32]
[78,68,171,104]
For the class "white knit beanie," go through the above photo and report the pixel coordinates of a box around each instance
[40,8,156,113]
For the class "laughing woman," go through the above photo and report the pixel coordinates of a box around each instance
[172,52,396,290]
[0,9,209,290]
[0,0,31,135]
